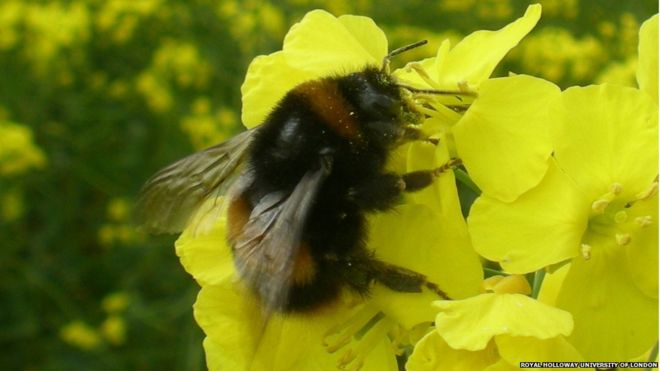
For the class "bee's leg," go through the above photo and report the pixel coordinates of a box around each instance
[371,260,449,300]
[340,252,449,300]
[399,126,439,145]
[400,158,462,192]
[347,158,461,210]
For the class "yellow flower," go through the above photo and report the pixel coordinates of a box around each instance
[0,121,46,176]
[469,84,658,360]
[407,281,579,371]
[59,321,101,351]
[393,5,561,202]
[637,14,658,103]
[241,9,387,127]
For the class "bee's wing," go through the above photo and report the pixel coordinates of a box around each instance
[233,157,332,313]
[137,128,257,234]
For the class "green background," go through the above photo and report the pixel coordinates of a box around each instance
[1,0,656,369]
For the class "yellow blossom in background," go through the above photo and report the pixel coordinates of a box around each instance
[512,27,605,82]
[95,0,161,44]
[100,315,127,346]
[0,121,46,176]
[59,321,102,351]
[180,98,237,149]
[101,292,130,313]
[1,188,24,222]
[596,56,637,86]
[538,0,578,19]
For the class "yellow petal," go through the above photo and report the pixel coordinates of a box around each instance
[469,161,589,273]
[175,214,234,286]
[537,263,571,306]
[432,4,541,90]
[483,275,532,295]
[196,282,398,371]
[240,52,314,127]
[496,335,584,370]
[551,84,658,201]
[483,359,521,371]
[406,330,499,371]
[624,193,659,299]
[283,10,385,73]
[638,14,658,102]
[434,293,573,351]
[556,244,659,361]
[368,203,482,328]
[454,75,560,202]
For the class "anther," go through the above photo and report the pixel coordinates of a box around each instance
[580,244,592,260]
[635,215,653,228]
[610,183,623,195]
[591,199,610,214]
[615,233,631,246]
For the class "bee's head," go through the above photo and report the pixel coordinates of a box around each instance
[338,67,421,147]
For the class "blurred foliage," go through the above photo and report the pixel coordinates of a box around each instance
[0,0,656,370]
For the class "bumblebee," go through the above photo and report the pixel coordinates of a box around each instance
[138,41,460,314]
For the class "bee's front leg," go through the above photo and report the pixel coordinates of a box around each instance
[347,158,461,210]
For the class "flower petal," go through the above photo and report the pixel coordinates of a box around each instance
[551,84,658,201]
[283,10,385,73]
[469,161,589,273]
[556,243,658,361]
[624,193,659,299]
[434,293,574,351]
[196,281,398,371]
[454,75,560,201]
[406,330,499,371]
[368,203,482,327]
[432,4,541,90]
[175,213,234,286]
[637,14,658,103]
[496,335,584,369]
[240,52,314,127]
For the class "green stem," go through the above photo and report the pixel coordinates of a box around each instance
[454,168,481,194]
[483,267,507,278]
[531,269,546,299]
[645,342,658,370]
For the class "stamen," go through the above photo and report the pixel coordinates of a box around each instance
[635,215,653,228]
[581,244,592,260]
[610,183,623,195]
[323,307,378,353]
[635,182,658,201]
[591,199,610,214]
[615,233,631,246]
[337,317,393,371]
[408,62,439,89]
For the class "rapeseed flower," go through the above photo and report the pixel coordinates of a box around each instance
[469,83,658,360]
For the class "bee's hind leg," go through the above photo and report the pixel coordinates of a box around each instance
[370,260,449,300]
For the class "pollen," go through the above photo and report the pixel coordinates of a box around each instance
[580,244,592,260]
[610,182,623,195]
[635,215,653,228]
[591,199,610,214]
[615,233,632,246]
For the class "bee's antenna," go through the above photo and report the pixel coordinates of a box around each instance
[382,40,428,72]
